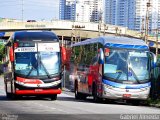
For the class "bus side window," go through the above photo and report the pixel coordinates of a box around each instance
[91,56,98,65]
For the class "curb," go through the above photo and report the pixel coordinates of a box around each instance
[149,104,160,108]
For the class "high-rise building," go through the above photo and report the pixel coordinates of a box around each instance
[105,0,160,32]
[105,0,118,25]
[65,0,76,20]
[59,0,104,22]
[75,0,92,22]
[59,0,66,20]
[59,0,76,21]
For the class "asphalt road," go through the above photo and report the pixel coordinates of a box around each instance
[0,77,160,120]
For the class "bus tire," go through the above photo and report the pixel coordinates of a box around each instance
[5,84,12,99]
[50,95,57,100]
[80,94,87,100]
[92,83,101,102]
[6,92,12,99]
[75,81,81,99]
[11,94,22,100]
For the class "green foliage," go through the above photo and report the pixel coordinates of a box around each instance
[146,98,160,107]
[157,54,160,59]
[0,44,5,63]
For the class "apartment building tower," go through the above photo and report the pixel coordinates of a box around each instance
[59,0,104,22]
[105,0,160,32]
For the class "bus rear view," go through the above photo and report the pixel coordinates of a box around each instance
[3,31,64,100]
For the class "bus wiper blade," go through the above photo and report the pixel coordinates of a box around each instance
[116,71,123,80]
[26,66,35,78]
[40,60,51,79]
[129,67,141,84]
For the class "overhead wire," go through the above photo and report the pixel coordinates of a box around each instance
[0,0,59,20]
[0,0,59,7]
[0,4,22,7]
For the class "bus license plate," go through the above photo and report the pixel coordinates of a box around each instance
[123,94,131,98]
[35,89,43,92]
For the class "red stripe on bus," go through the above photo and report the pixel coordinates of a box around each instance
[16,77,43,84]
[15,89,61,95]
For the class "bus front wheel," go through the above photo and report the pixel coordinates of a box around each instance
[50,94,57,100]
[75,81,81,99]
[6,92,12,99]
[5,84,12,99]
[92,84,102,102]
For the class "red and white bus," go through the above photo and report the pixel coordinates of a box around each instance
[71,36,157,104]
[2,31,66,100]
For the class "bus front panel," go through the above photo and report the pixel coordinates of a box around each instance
[14,42,62,95]
[102,48,151,100]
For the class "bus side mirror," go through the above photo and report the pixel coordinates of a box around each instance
[61,46,67,64]
[9,47,14,62]
[98,48,104,64]
[150,52,156,69]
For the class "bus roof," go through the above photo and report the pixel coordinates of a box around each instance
[71,36,148,50]
[11,31,59,42]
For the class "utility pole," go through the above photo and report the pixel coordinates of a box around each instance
[21,0,24,22]
[98,10,103,36]
[156,29,159,57]
[141,18,145,39]
[72,25,85,43]
[71,25,74,45]
[145,0,151,44]
[103,24,108,36]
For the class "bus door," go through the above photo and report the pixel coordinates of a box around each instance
[4,45,15,94]
[77,64,90,94]
[4,72,13,93]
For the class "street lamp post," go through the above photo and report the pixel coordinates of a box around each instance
[71,25,85,43]
[103,24,108,36]
[145,0,151,44]
[156,29,159,57]
[141,18,145,39]
[98,10,103,37]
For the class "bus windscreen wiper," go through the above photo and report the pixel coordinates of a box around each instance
[129,67,141,84]
[26,66,34,77]
[26,62,38,78]
[39,60,51,79]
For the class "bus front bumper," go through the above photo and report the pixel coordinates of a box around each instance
[102,84,150,100]
[14,79,62,95]
[15,89,61,95]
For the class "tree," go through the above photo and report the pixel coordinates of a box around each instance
[0,44,5,64]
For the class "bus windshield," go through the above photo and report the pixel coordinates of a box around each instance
[14,42,60,78]
[103,49,149,83]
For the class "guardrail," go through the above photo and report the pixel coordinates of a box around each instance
[0,20,133,34]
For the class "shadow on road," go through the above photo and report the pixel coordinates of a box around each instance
[61,90,150,107]
[58,96,125,105]
[0,95,8,101]
[0,95,58,101]
[58,95,149,107]
[0,94,149,107]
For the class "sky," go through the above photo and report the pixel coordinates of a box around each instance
[0,0,60,21]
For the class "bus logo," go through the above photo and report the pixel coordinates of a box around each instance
[126,89,129,92]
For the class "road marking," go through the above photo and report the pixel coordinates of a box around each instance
[28,100,70,114]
